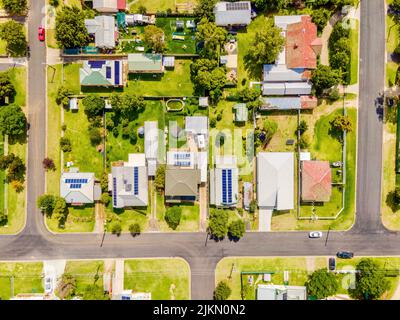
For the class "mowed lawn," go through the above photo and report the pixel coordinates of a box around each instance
[64,260,104,296]
[156,18,196,54]
[0,262,44,300]
[124,258,190,300]
[125,59,194,96]
[0,134,4,214]
[129,0,197,12]
[387,13,399,86]
[106,204,151,232]
[47,205,95,233]
[349,19,359,85]
[156,199,200,232]
[215,257,326,300]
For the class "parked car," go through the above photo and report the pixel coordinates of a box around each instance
[309,231,323,238]
[38,26,45,41]
[329,257,336,271]
[337,251,354,259]
[332,161,342,168]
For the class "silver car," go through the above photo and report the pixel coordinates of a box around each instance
[309,231,323,238]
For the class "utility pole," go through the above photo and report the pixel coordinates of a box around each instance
[325,226,331,247]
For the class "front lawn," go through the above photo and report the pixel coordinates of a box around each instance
[124,258,190,300]
[47,205,95,232]
[105,205,151,232]
[156,199,200,232]
[349,19,359,85]
[0,262,44,300]
[386,12,399,86]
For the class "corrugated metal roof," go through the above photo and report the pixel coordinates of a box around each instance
[261,97,301,110]
[214,1,252,26]
[128,53,163,72]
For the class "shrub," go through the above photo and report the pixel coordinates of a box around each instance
[110,221,122,235]
[56,86,72,107]
[216,113,222,121]
[42,158,56,171]
[60,137,72,152]
[210,118,217,128]
[228,219,245,239]
[155,165,166,190]
[56,274,76,299]
[297,120,308,135]
[214,281,231,300]
[88,127,102,146]
[208,209,229,239]
[165,206,182,230]
[11,180,24,192]
[249,200,256,213]
[129,223,141,236]
[101,192,110,206]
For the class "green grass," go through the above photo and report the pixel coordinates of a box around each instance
[106,205,151,232]
[349,19,359,85]
[387,62,398,87]
[47,205,95,232]
[63,107,104,177]
[129,0,197,13]
[124,258,190,300]
[8,67,26,106]
[215,257,317,300]
[157,202,200,232]
[387,14,399,86]
[64,260,104,297]
[0,134,3,213]
[125,59,194,96]
[0,262,44,300]
[156,18,196,54]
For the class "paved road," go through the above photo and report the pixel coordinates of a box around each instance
[0,0,389,300]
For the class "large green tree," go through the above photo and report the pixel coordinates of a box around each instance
[0,104,27,137]
[306,269,339,299]
[311,64,340,96]
[0,20,27,57]
[109,93,145,119]
[246,19,285,66]
[214,281,231,300]
[0,72,16,104]
[144,25,165,53]
[350,259,391,300]
[52,196,68,224]
[2,0,27,15]
[165,206,182,230]
[208,209,229,239]
[37,194,56,216]
[228,220,246,239]
[82,94,105,120]
[194,0,218,21]
[55,6,89,49]
[195,18,227,59]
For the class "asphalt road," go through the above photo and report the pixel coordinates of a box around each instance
[0,0,390,300]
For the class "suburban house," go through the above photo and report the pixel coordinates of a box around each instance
[125,14,156,26]
[109,153,148,208]
[165,168,201,203]
[60,171,100,205]
[257,284,307,300]
[261,15,322,109]
[144,121,159,177]
[214,1,252,27]
[210,155,239,207]
[185,116,209,151]
[301,160,332,202]
[257,152,294,211]
[128,53,164,74]
[91,0,127,13]
[80,60,127,87]
[260,96,317,110]
[85,15,118,49]
[167,150,207,184]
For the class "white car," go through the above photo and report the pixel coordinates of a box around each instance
[309,231,323,238]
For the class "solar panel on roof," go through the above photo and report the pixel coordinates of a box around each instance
[88,60,106,69]
[134,167,139,196]
[222,169,227,204]
[106,66,112,79]
[113,177,117,206]
[115,61,120,85]
[70,184,82,189]
[226,2,249,11]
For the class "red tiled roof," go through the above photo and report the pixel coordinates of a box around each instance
[117,0,126,10]
[301,161,332,202]
[286,16,322,69]
[301,96,318,109]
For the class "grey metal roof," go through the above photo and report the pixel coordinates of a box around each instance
[262,81,311,96]
[214,1,252,26]
[257,152,294,210]
[85,16,116,49]
[60,172,95,204]
[257,284,307,300]
[263,64,306,82]
[93,0,119,12]
[261,97,301,110]
[144,121,159,176]
[185,116,208,136]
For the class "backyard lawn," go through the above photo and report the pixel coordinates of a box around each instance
[215,257,325,300]
[0,262,44,300]
[156,18,196,54]
[124,258,190,300]
[125,59,194,96]
[129,0,197,13]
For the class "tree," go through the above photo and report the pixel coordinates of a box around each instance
[144,25,165,53]
[350,259,391,300]
[311,64,340,96]
[154,165,166,190]
[101,192,110,206]
[0,104,26,137]
[52,196,68,224]
[56,86,72,107]
[100,173,108,192]
[110,221,122,236]
[298,134,310,149]
[306,269,339,299]
[165,206,182,230]
[208,209,229,239]
[0,20,26,57]
[56,274,76,299]
[82,94,105,120]
[88,127,102,146]
[238,87,260,103]
[0,72,16,104]
[109,93,145,119]
[194,0,218,21]
[55,6,89,49]
[11,180,23,192]
[195,18,227,58]
[82,284,110,300]
[49,0,60,7]
[246,19,285,66]
[43,158,56,171]
[0,153,26,182]
[37,194,56,216]
[214,281,231,300]
[129,223,141,236]
[263,119,278,143]
[249,200,256,213]
[60,137,72,152]
[330,115,353,133]
[2,0,27,15]
[138,5,147,14]
[311,8,331,32]
[298,120,308,135]
[228,219,246,239]
[0,210,7,224]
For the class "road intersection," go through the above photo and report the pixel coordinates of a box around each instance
[0,0,391,299]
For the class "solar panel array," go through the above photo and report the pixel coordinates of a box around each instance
[113,177,117,206]
[88,60,106,69]
[70,184,82,189]
[115,61,120,85]
[174,153,191,160]
[176,161,191,167]
[106,66,112,79]
[222,169,233,204]
[134,167,139,195]
[65,179,88,184]
[226,2,249,11]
